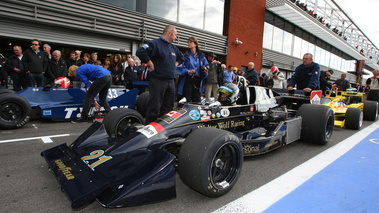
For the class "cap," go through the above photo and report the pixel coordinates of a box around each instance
[207,52,217,57]
[271,66,279,73]
[233,67,238,71]
[327,69,334,75]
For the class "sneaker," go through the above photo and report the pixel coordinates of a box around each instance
[71,116,91,123]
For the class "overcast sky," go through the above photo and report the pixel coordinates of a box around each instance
[335,0,379,49]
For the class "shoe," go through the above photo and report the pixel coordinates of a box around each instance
[71,116,91,123]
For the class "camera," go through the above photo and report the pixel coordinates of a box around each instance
[201,65,209,72]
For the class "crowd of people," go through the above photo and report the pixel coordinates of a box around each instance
[1,25,378,123]
[0,39,149,92]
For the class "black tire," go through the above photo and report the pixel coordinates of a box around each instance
[103,108,144,138]
[0,93,31,129]
[297,104,334,145]
[136,91,149,117]
[363,101,378,121]
[178,127,243,197]
[345,108,363,130]
[0,89,15,95]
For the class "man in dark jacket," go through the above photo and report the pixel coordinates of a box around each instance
[245,62,259,85]
[288,53,320,95]
[0,53,7,89]
[319,69,333,93]
[124,57,140,89]
[23,39,48,87]
[204,52,222,102]
[136,24,184,124]
[6,45,32,91]
[46,50,68,85]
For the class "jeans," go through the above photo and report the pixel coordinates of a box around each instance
[30,73,44,87]
[82,74,112,117]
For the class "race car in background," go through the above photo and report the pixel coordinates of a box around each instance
[0,87,139,129]
[321,89,378,130]
[41,85,334,209]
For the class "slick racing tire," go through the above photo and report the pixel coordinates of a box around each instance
[363,101,378,121]
[0,89,15,95]
[345,108,363,130]
[0,93,31,129]
[178,127,243,197]
[136,91,149,118]
[103,108,144,138]
[297,104,334,145]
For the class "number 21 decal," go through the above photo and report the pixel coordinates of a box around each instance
[81,150,112,171]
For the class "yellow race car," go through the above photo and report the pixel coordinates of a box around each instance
[321,89,378,130]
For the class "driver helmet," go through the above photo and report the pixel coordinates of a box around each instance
[54,77,71,88]
[270,66,279,74]
[217,86,234,105]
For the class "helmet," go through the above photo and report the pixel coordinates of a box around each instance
[217,86,234,105]
[271,66,279,74]
[54,77,71,88]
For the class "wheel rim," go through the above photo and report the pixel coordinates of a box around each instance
[325,112,334,139]
[210,142,241,191]
[359,111,363,127]
[0,101,24,122]
[115,116,143,137]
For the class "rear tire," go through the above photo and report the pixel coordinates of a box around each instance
[136,91,149,118]
[297,104,334,145]
[0,93,31,129]
[179,127,243,197]
[0,89,15,95]
[345,108,363,130]
[103,108,144,138]
[363,101,378,121]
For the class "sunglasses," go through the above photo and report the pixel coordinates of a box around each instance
[31,43,39,46]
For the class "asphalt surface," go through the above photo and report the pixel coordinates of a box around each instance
[0,118,376,213]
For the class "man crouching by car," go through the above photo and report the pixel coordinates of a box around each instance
[69,64,112,122]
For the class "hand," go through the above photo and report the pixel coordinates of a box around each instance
[147,60,155,72]
[94,100,101,110]
[189,69,196,74]
[203,69,209,74]
[288,86,294,90]
[303,88,312,92]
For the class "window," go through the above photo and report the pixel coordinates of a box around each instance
[179,0,205,29]
[282,31,293,55]
[204,0,224,34]
[263,22,274,49]
[293,36,302,58]
[272,27,283,52]
[147,0,178,22]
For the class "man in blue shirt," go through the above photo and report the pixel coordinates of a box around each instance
[288,53,320,95]
[136,25,184,124]
[69,64,112,122]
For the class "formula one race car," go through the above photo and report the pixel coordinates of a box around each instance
[41,86,334,209]
[321,89,378,130]
[0,87,139,129]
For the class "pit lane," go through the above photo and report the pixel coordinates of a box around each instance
[0,118,377,213]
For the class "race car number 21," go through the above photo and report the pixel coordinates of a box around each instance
[81,150,112,171]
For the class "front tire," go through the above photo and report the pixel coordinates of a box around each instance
[103,108,144,137]
[0,93,31,129]
[136,91,149,117]
[363,101,378,121]
[179,127,243,197]
[297,104,334,145]
[345,108,363,130]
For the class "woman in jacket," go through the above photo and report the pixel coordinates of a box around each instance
[177,37,209,102]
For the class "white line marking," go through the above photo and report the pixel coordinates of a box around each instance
[0,134,70,144]
[213,121,379,213]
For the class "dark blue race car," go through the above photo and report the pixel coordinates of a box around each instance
[0,87,139,129]
[41,85,334,209]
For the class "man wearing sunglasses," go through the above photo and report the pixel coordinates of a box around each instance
[23,39,48,87]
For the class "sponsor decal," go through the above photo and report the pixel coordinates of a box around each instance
[189,110,200,120]
[310,90,322,105]
[197,120,245,129]
[55,159,75,180]
[43,110,52,116]
[138,122,164,138]
[166,111,182,119]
